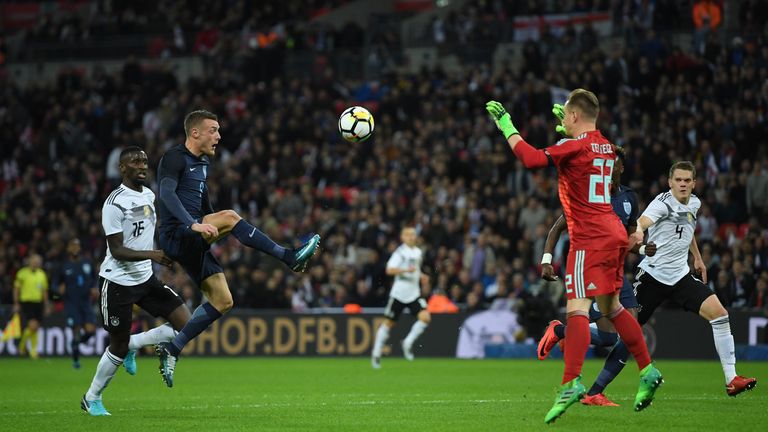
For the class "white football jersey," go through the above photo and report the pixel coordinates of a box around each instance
[99,184,157,285]
[386,244,423,303]
[638,191,701,285]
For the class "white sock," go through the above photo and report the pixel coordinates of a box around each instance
[403,320,428,349]
[710,315,737,384]
[128,323,177,351]
[85,349,124,401]
[372,325,390,358]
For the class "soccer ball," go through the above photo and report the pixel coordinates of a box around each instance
[338,106,374,143]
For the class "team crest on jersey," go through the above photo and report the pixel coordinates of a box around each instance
[110,316,120,327]
[623,201,631,215]
[144,205,150,216]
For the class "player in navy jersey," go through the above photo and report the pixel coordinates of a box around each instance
[54,238,97,369]
[538,146,658,406]
[154,110,320,387]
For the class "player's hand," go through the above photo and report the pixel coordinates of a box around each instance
[405,266,416,273]
[151,250,175,268]
[644,241,657,257]
[629,231,644,248]
[552,103,568,136]
[192,222,219,240]
[485,101,519,139]
[541,263,559,281]
[693,257,708,284]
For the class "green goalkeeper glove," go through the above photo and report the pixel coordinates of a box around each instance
[552,103,568,136]
[485,101,519,139]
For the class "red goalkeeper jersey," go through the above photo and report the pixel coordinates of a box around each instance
[544,130,627,250]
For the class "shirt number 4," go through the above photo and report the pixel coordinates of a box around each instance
[588,159,614,204]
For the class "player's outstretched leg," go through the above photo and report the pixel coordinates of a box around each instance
[82,348,123,415]
[634,363,663,411]
[544,376,586,424]
[708,313,758,396]
[124,323,177,376]
[230,218,320,273]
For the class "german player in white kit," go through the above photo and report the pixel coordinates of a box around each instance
[371,227,430,369]
[81,147,193,416]
[630,161,757,397]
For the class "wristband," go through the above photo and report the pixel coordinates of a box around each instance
[639,245,646,255]
[541,253,553,265]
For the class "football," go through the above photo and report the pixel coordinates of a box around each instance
[338,106,374,142]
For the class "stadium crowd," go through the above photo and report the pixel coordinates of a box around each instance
[1,1,768,341]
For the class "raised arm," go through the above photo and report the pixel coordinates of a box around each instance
[541,214,567,281]
[485,101,553,168]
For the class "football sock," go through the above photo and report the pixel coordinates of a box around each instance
[554,323,565,339]
[85,349,123,401]
[168,303,221,357]
[232,220,290,264]
[608,308,651,370]
[372,324,390,359]
[72,331,82,363]
[129,323,177,351]
[710,315,737,384]
[403,320,428,348]
[562,314,590,384]
[588,340,629,396]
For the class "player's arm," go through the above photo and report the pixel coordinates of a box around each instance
[689,234,707,283]
[629,214,656,246]
[485,101,552,168]
[106,232,174,267]
[626,190,656,256]
[385,251,413,276]
[541,214,566,281]
[201,186,215,215]
[158,152,217,237]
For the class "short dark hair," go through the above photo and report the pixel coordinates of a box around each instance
[120,146,145,162]
[184,110,218,136]
[567,88,599,120]
[615,145,626,163]
[669,161,696,178]
[669,161,696,180]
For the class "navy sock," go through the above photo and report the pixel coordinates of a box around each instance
[231,220,290,264]
[72,335,81,363]
[168,303,222,356]
[588,340,630,396]
[554,324,566,339]
[590,328,619,347]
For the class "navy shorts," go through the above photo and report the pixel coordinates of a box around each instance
[159,226,223,287]
[588,277,639,321]
[64,299,96,327]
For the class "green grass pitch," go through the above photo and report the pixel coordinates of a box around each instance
[1,356,765,431]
